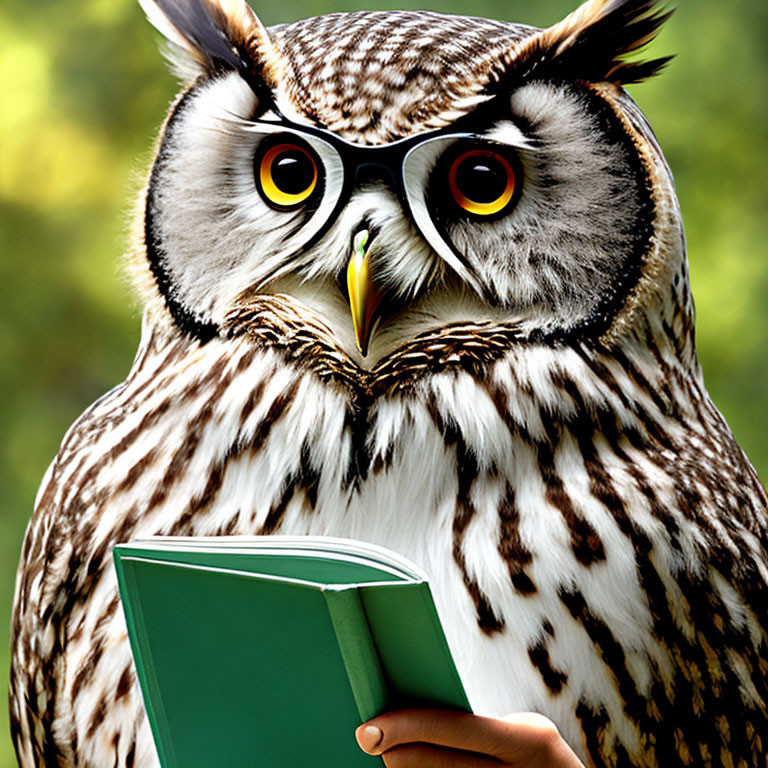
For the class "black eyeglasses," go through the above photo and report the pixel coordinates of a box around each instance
[245,105,525,292]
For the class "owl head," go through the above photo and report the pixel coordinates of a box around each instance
[133,0,684,363]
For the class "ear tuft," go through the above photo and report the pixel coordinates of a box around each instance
[489,0,673,89]
[138,0,282,93]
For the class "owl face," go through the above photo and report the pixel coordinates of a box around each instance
[138,0,679,360]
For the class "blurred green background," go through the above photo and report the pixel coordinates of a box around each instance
[1,0,766,763]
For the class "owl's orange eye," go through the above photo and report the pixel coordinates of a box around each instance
[448,149,517,217]
[257,141,318,209]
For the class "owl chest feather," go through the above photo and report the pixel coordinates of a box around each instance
[12,315,768,768]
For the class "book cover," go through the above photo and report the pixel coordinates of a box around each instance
[113,536,470,768]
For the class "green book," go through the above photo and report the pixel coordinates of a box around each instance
[113,536,471,768]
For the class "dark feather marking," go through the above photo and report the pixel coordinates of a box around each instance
[484,379,518,438]
[552,370,685,547]
[343,397,373,488]
[431,389,505,627]
[450,436,505,635]
[169,461,226,536]
[661,316,687,363]
[424,396,458,446]
[250,378,300,450]
[160,403,214,483]
[126,738,136,768]
[537,439,606,566]
[610,345,672,417]
[572,343,632,412]
[167,372,275,531]
[95,595,121,631]
[109,506,142,560]
[640,324,675,403]
[87,695,108,739]
[114,447,159,496]
[191,377,302,532]
[256,439,323,532]
[527,641,568,694]
[237,366,270,425]
[115,666,134,702]
[371,436,398,476]
[497,485,537,595]
[8,711,21,766]
[71,645,104,703]
[217,512,242,536]
[299,439,320,509]
[259,479,297,535]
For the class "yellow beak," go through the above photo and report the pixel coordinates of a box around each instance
[346,229,385,357]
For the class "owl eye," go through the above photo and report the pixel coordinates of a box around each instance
[448,149,517,217]
[256,139,319,210]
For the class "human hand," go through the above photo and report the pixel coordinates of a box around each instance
[355,709,585,767]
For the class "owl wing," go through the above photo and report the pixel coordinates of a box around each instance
[535,355,768,766]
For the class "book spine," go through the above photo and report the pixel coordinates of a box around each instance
[113,554,178,768]
[323,588,389,722]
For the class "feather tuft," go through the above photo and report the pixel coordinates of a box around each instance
[488,0,674,89]
[137,0,283,96]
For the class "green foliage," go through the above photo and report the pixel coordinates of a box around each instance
[1,1,766,764]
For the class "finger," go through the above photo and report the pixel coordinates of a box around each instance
[356,709,510,758]
[356,709,571,763]
[381,743,501,768]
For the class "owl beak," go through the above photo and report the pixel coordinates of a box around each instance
[346,229,385,357]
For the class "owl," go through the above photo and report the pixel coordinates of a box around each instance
[9,0,768,765]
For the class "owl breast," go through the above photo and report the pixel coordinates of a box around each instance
[12,294,744,768]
